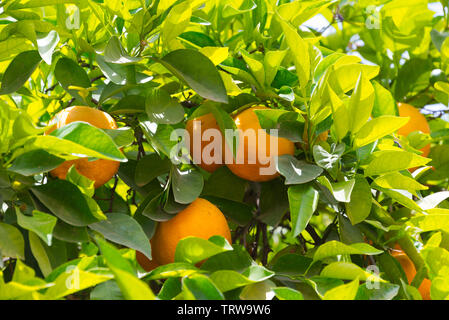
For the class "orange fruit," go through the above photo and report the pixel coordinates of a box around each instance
[151,198,231,265]
[391,245,431,300]
[136,251,160,272]
[185,113,224,173]
[397,103,431,158]
[48,106,120,188]
[226,106,295,182]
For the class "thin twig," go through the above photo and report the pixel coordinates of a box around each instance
[107,175,119,213]
[261,223,270,265]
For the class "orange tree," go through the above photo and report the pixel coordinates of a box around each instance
[0,0,449,301]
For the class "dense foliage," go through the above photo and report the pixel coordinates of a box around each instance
[1,0,449,300]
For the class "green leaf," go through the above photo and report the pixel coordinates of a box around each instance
[394,58,431,100]
[95,238,155,299]
[160,49,228,103]
[314,241,383,261]
[31,180,100,227]
[174,236,232,264]
[239,280,276,300]
[355,282,400,300]
[96,55,128,85]
[372,81,397,117]
[0,50,41,95]
[321,262,385,282]
[317,176,355,203]
[8,149,65,176]
[66,165,95,197]
[313,143,345,177]
[253,108,291,130]
[241,50,265,88]
[54,57,91,101]
[90,280,124,300]
[272,287,304,300]
[53,220,89,243]
[323,277,359,300]
[108,95,146,114]
[89,213,152,259]
[103,127,134,148]
[36,30,59,65]
[375,187,423,212]
[201,166,247,202]
[417,191,449,210]
[50,121,126,161]
[162,1,192,45]
[271,253,313,276]
[276,155,323,185]
[410,214,449,233]
[145,89,185,124]
[210,270,253,292]
[135,153,171,187]
[43,267,112,300]
[0,222,24,259]
[373,172,428,195]
[347,72,375,133]
[364,150,430,176]
[16,208,57,246]
[288,184,319,237]
[171,167,204,204]
[201,196,253,226]
[157,278,182,300]
[278,18,309,88]
[141,192,173,222]
[95,237,134,275]
[179,31,216,48]
[345,177,372,225]
[200,244,252,273]
[108,265,155,300]
[145,263,200,280]
[259,179,289,227]
[264,50,287,87]
[104,36,141,64]
[182,274,224,300]
[210,265,274,292]
[353,116,410,148]
[139,117,178,158]
[28,231,52,277]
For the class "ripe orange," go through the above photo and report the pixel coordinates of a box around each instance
[226,106,295,182]
[397,103,431,158]
[185,113,224,173]
[48,106,120,188]
[150,198,231,265]
[391,245,431,300]
[136,251,160,272]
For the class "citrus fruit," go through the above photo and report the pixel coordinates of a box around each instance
[391,245,431,300]
[185,112,224,173]
[151,198,231,265]
[48,106,120,188]
[397,103,431,158]
[226,106,295,182]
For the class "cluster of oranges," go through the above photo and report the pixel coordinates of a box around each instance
[47,102,432,295]
[186,105,295,181]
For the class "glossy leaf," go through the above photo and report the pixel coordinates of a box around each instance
[160,49,228,103]
[0,50,41,95]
